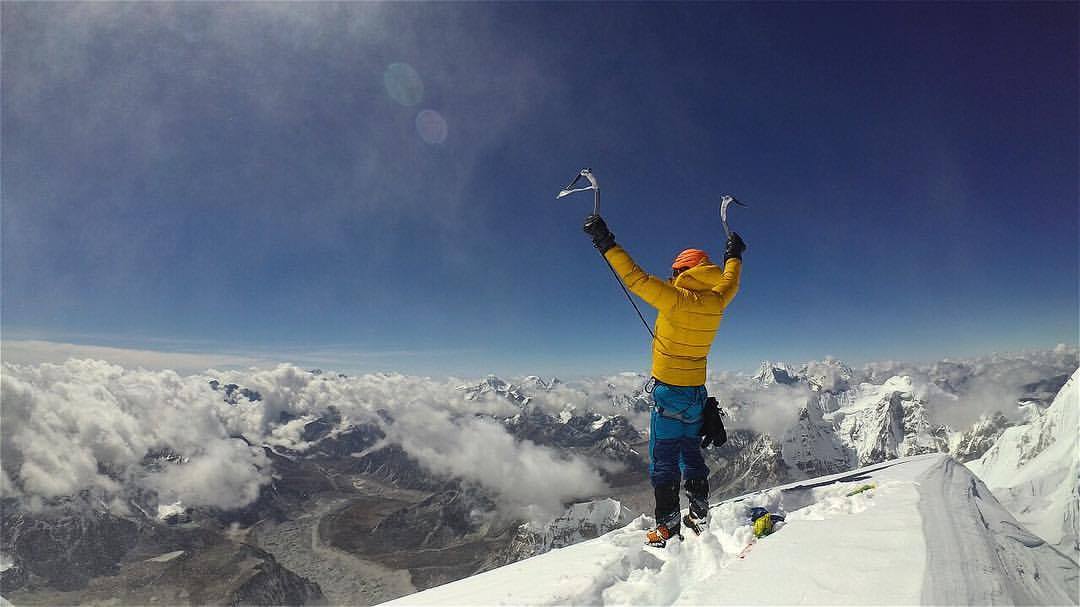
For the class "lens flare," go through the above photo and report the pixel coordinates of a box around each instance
[383,63,423,107]
[415,109,448,144]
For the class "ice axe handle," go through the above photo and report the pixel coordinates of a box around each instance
[582,169,600,215]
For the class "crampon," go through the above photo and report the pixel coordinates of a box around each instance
[645,523,683,548]
[682,513,707,536]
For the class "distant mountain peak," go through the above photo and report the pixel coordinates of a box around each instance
[752,361,801,386]
[457,376,531,407]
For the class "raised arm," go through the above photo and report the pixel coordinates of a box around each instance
[584,214,683,310]
[712,231,746,307]
[603,246,683,310]
[712,258,741,307]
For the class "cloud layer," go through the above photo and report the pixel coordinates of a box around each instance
[2,346,1074,518]
[0,360,610,518]
[0,359,269,512]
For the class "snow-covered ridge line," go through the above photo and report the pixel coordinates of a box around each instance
[380,454,1077,606]
[967,367,1080,559]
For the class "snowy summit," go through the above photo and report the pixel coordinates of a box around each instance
[381,453,1078,606]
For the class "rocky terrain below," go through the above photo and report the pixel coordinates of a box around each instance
[250,489,420,605]
[2,509,323,606]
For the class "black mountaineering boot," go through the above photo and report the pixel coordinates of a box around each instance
[647,480,683,547]
[683,477,709,535]
[654,479,681,524]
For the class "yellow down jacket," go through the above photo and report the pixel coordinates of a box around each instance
[603,245,741,387]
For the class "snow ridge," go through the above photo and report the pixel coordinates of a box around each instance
[381,454,1078,606]
[919,456,1077,605]
[967,368,1080,559]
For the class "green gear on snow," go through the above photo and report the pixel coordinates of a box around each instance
[845,483,876,497]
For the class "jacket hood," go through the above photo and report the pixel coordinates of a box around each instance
[673,261,728,291]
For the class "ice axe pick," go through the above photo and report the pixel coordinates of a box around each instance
[720,194,747,239]
[556,168,600,215]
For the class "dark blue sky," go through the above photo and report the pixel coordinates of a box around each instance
[3,2,1077,375]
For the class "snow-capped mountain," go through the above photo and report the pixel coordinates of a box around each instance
[499,499,628,564]
[780,404,851,477]
[801,358,857,393]
[716,368,950,501]
[967,368,1080,559]
[751,360,801,386]
[830,376,949,465]
[708,357,1080,518]
[948,411,1014,462]
[606,373,654,413]
[751,358,855,392]
[457,375,542,407]
[380,454,1078,606]
[707,431,793,500]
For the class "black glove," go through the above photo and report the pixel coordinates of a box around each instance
[583,214,616,253]
[699,397,728,449]
[723,231,746,263]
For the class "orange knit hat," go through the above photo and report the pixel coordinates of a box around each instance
[672,248,708,270]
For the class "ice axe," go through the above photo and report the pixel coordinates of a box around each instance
[556,168,599,215]
[556,168,657,342]
[720,194,748,239]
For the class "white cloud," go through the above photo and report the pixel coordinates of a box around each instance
[0,359,264,510]
[144,440,270,511]
[388,408,608,518]
[1,340,266,373]
[0,469,19,499]
[931,349,1078,428]
[742,386,813,439]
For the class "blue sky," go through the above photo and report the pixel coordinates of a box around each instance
[3,2,1077,376]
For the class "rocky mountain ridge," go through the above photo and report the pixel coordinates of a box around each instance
[0,498,324,605]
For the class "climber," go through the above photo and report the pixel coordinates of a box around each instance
[583,214,744,547]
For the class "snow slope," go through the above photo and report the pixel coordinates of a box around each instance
[380,454,1077,606]
[968,368,1080,559]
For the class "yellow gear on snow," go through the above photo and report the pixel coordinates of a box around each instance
[752,513,774,538]
[603,246,741,386]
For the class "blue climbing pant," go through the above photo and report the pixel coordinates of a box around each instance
[649,382,708,487]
